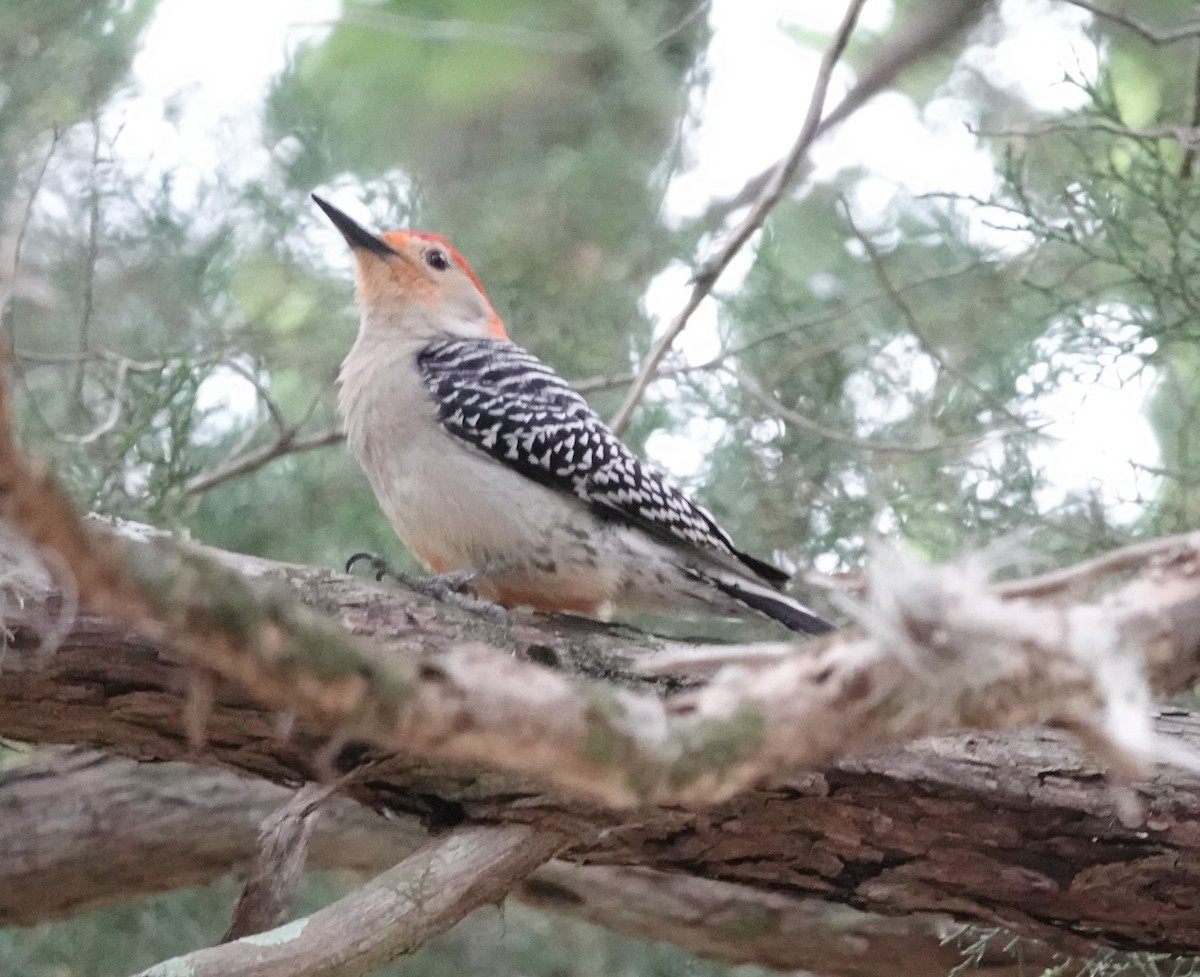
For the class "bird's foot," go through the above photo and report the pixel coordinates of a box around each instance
[345,551,405,583]
[344,552,508,621]
[424,570,509,621]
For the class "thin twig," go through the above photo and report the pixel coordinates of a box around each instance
[13,348,196,372]
[73,119,104,413]
[1060,0,1200,46]
[184,426,345,496]
[574,261,980,396]
[650,0,710,49]
[608,0,869,435]
[573,340,839,395]
[222,358,288,435]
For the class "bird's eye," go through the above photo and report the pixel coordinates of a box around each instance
[425,248,450,271]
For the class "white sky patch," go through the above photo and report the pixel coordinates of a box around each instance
[845,335,939,433]
[645,416,728,482]
[118,0,337,210]
[1020,313,1161,524]
[810,92,995,215]
[193,364,264,444]
[964,0,1097,111]
[640,260,720,367]
[1031,370,1161,524]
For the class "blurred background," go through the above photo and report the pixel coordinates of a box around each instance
[1,0,1198,973]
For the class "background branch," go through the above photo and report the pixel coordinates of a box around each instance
[223,782,335,942]
[184,426,345,497]
[0,750,1062,977]
[130,824,564,977]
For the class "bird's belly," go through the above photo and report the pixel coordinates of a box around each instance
[355,434,749,618]
[361,438,631,611]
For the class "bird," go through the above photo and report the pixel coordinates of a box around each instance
[313,194,833,635]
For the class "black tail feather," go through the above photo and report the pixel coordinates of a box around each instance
[710,576,835,636]
[730,546,790,587]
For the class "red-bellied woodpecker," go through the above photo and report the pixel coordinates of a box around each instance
[314,194,833,635]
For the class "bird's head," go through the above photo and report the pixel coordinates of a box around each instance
[313,194,508,342]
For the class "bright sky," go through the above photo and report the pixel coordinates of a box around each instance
[120,0,1160,526]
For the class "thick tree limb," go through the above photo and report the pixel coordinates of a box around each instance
[4,245,1196,811]
[0,750,429,925]
[0,751,1063,977]
[518,862,1061,977]
[0,544,1199,950]
[128,824,564,977]
[3,518,1199,809]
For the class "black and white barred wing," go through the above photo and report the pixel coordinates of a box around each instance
[415,338,788,586]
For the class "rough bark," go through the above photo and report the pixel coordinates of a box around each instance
[128,824,564,977]
[1,545,1199,952]
[0,750,428,924]
[0,751,1064,977]
[222,782,334,941]
[518,862,1059,977]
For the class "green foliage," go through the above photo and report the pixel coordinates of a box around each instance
[0,0,158,201]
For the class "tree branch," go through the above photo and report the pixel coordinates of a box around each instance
[4,353,1200,947]
[0,750,428,925]
[0,560,1199,949]
[223,782,335,942]
[0,327,1199,808]
[6,509,1200,808]
[184,426,345,496]
[608,0,869,435]
[969,120,1200,147]
[519,862,1062,977]
[0,750,1065,977]
[730,366,1013,453]
[129,824,564,977]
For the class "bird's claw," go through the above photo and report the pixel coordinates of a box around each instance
[345,551,398,582]
[344,552,507,621]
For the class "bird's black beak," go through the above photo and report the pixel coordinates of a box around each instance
[312,194,398,259]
